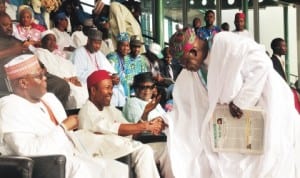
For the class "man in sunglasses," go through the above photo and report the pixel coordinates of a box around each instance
[168,27,300,178]
[123,72,174,178]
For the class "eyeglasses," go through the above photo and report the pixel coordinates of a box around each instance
[27,70,46,80]
[138,84,156,90]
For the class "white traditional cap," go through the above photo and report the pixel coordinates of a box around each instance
[41,30,55,40]
[4,54,40,80]
[149,43,163,59]
[94,0,111,15]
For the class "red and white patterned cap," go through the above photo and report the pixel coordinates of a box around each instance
[4,54,40,80]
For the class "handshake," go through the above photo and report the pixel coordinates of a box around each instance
[145,117,167,135]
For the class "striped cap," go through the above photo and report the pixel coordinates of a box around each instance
[94,0,111,15]
[4,55,40,80]
[169,27,196,59]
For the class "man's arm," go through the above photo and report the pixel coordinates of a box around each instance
[3,115,78,156]
[0,40,30,59]
[118,118,164,136]
[3,127,71,156]
[233,48,271,108]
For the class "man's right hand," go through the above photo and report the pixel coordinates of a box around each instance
[62,115,79,131]
[229,102,243,119]
[146,119,164,135]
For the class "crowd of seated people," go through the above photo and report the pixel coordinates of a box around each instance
[0,1,177,177]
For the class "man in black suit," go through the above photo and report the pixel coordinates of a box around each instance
[270,38,287,81]
[160,47,182,82]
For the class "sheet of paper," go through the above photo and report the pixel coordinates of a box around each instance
[210,104,264,154]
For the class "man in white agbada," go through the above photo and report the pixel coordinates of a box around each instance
[78,70,164,178]
[168,28,300,178]
[0,54,129,178]
[71,28,115,84]
[34,30,88,109]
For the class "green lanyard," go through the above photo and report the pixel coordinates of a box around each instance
[197,67,207,90]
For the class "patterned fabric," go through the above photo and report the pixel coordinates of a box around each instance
[116,32,129,42]
[16,23,45,41]
[107,52,147,96]
[4,54,40,80]
[169,27,197,59]
[196,25,220,41]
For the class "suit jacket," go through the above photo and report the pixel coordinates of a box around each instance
[271,54,286,81]
[159,60,182,81]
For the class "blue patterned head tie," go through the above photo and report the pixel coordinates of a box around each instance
[117,32,130,42]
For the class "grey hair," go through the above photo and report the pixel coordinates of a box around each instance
[17,5,34,22]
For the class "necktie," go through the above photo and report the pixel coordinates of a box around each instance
[168,65,174,79]
[41,100,58,125]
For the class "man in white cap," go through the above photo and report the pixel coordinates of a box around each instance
[0,54,129,178]
[71,28,115,84]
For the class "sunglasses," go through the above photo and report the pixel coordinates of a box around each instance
[138,84,156,90]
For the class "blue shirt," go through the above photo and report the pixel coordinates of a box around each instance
[107,52,147,96]
[196,25,221,40]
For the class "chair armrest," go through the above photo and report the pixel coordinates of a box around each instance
[0,156,33,178]
[116,154,135,178]
[65,109,80,116]
[134,133,167,144]
[30,154,66,178]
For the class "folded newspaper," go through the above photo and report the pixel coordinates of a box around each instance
[210,104,264,154]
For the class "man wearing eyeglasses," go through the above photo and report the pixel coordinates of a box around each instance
[78,70,165,178]
[0,54,129,178]
[168,28,300,178]
[0,12,71,106]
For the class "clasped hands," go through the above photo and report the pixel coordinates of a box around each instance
[146,117,167,135]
